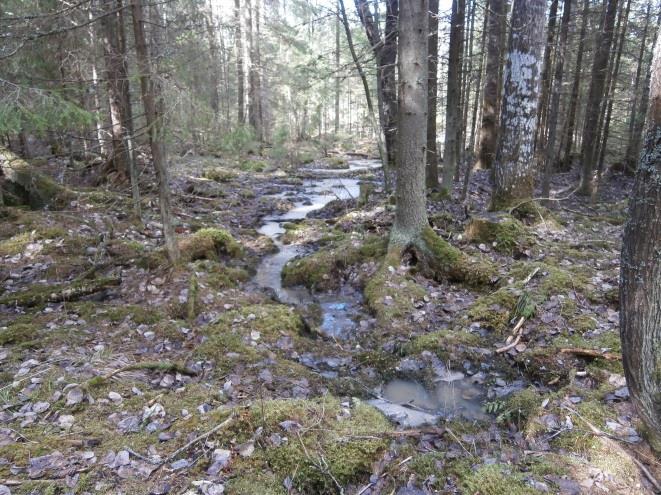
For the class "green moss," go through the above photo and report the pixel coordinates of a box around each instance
[418,227,496,286]
[239,159,267,172]
[102,305,162,325]
[406,329,481,357]
[326,157,349,169]
[282,235,386,291]
[0,276,120,308]
[204,262,250,289]
[179,227,243,261]
[256,397,391,494]
[203,167,238,182]
[499,387,543,430]
[460,464,537,495]
[0,322,40,346]
[364,253,427,323]
[0,231,32,256]
[465,213,530,254]
[467,287,519,333]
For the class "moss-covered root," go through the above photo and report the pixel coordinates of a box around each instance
[0,277,121,307]
[179,227,243,261]
[415,227,496,286]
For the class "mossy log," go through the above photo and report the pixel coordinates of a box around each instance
[0,147,72,209]
[0,277,121,307]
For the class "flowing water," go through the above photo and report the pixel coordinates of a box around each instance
[252,157,487,423]
[253,159,381,337]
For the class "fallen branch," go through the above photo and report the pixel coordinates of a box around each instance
[559,348,622,361]
[0,277,121,307]
[95,361,199,383]
[496,316,526,353]
[165,413,234,463]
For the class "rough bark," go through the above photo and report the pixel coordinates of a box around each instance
[490,0,547,211]
[390,0,429,248]
[440,0,465,194]
[620,30,661,454]
[477,0,506,170]
[578,0,619,195]
[426,0,440,188]
[541,0,571,200]
[130,0,179,262]
[334,8,341,135]
[205,2,222,125]
[235,0,245,125]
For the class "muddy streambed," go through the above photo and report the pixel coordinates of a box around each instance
[252,157,487,426]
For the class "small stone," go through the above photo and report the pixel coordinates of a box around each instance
[66,386,84,406]
[58,414,75,429]
[237,442,254,458]
[170,458,190,470]
[32,401,50,413]
[108,392,123,402]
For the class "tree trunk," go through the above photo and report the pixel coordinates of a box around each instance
[559,0,589,170]
[477,0,506,170]
[440,0,465,194]
[620,30,661,454]
[578,0,619,195]
[535,0,558,153]
[459,0,476,170]
[624,6,658,173]
[390,0,428,248]
[595,0,631,184]
[235,0,245,125]
[490,0,547,211]
[354,0,399,186]
[334,7,341,135]
[246,0,263,142]
[426,0,440,188]
[541,0,572,201]
[205,1,222,126]
[99,0,130,178]
[130,0,179,262]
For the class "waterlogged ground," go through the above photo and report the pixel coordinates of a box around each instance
[0,149,659,494]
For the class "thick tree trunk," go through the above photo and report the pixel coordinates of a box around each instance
[490,0,547,211]
[620,30,661,454]
[560,0,589,170]
[578,0,619,195]
[235,0,245,125]
[440,0,465,194]
[477,0,506,170]
[205,2,222,126]
[130,0,179,262]
[390,0,428,248]
[426,0,440,188]
[541,0,571,201]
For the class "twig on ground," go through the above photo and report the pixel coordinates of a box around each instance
[165,413,234,463]
[559,348,621,361]
[496,316,525,354]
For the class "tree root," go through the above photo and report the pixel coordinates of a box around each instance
[413,227,496,286]
[559,348,622,361]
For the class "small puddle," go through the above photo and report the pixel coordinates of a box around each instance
[253,159,381,334]
[368,371,488,427]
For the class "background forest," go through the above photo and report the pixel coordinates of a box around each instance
[0,0,660,494]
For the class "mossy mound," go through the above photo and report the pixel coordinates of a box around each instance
[233,397,392,494]
[460,464,538,495]
[404,328,482,361]
[179,227,243,261]
[203,167,238,182]
[417,227,496,287]
[467,287,520,333]
[282,235,387,291]
[0,322,40,346]
[364,252,427,324]
[465,212,530,254]
[1,147,72,209]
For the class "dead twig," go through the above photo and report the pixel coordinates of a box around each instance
[165,413,234,463]
[496,316,526,354]
[559,348,622,361]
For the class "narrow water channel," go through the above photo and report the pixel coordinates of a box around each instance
[252,157,487,426]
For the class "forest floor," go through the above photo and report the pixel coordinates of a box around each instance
[0,148,660,495]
